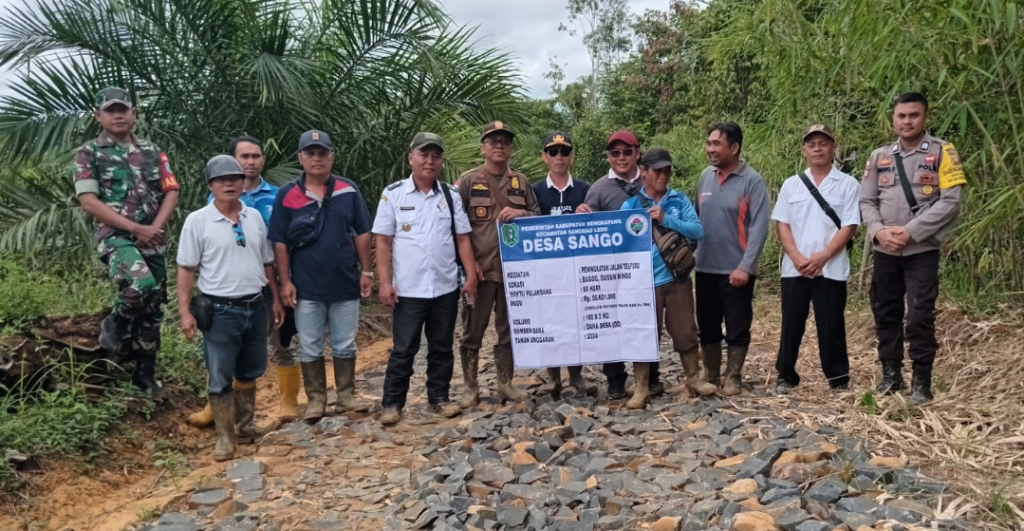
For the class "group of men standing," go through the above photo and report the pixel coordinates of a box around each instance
[75,87,963,459]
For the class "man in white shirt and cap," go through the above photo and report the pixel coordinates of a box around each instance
[771,125,859,394]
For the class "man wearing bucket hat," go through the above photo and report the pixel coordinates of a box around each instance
[74,87,179,399]
[177,155,280,461]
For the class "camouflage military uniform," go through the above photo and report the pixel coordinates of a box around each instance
[74,132,179,355]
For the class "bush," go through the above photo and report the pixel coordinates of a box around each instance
[0,259,109,327]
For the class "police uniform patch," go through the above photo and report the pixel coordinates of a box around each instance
[880,176,890,185]
[922,185,935,196]
[880,158,893,166]
[925,154,937,165]
[939,143,967,188]
[401,223,412,232]
[380,194,388,202]
[472,183,488,190]
[476,207,487,218]
[919,174,935,184]
[511,176,520,189]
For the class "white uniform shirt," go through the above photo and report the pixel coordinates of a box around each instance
[372,177,471,298]
[177,203,273,297]
[771,167,861,281]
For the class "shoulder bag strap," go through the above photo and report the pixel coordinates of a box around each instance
[893,154,921,215]
[440,182,462,267]
[798,171,842,229]
[481,170,512,211]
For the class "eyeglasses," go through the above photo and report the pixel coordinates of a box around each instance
[484,137,513,147]
[233,223,246,247]
[608,148,635,159]
[545,147,572,158]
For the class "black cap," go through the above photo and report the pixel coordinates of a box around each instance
[640,148,673,170]
[298,130,333,151]
[543,131,573,149]
[95,87,132,110]
[481,121,514,142]
[410,132,444,151]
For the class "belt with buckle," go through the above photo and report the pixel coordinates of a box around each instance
[203,292,265,309]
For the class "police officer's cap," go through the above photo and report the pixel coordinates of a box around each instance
[410,132,444,152]
[95,87,133,110]
[543,131,573,149]
[298,130,333,151]
[481,121,515,142]
[205,155,244,181]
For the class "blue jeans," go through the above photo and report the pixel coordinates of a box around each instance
[295,299,360,363]
[202,302,268,395]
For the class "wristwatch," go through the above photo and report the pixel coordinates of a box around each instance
[361,271,374,278]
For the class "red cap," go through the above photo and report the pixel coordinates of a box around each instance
[606,130,639,149]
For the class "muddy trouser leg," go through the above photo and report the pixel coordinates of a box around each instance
[459,281,497,406]
[493,283,528,403]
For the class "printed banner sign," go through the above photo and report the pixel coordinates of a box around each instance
[498,210,659,369]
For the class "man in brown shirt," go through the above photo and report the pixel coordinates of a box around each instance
[456,121,541,406]
[860,92,965,405]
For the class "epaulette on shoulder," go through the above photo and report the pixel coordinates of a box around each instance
[386,182,402,191]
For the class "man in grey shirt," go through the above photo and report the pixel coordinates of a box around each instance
[693,122,771,396]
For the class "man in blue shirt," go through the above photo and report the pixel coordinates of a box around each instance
[269,130,374,423]
[188,136,301,428]
[621,148,714,408]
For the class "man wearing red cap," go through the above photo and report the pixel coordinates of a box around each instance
[577,131,663,400]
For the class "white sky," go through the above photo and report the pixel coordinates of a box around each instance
[0,0,672,98]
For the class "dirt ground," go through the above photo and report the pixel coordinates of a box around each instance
[0,329,395,531]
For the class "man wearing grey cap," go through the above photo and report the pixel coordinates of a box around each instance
[269,130,374,423]
[372,133,479,425]
[177,155,281,461]
[772,125,859,395]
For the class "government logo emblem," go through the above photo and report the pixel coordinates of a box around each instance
[626,214,649,237]
[500,223,520,247]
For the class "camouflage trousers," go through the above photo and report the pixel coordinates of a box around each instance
[99,237,167,355]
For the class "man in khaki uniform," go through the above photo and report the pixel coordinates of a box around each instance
[456,121,541,405]
[860,92,966,405]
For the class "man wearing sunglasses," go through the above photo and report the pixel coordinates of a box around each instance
[577,130,660,400]
[531,132,597,397]
[269,130,374,423]
[177,155,280,461]
[456,121,541,406]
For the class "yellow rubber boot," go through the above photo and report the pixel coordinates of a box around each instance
[187,376,214,428]
[277,365,301,420]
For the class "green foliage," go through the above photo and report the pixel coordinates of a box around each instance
[858,390,878,415]
[0,354,129,489]
[548,0,1024,305]
[0,259,109,327]
[156,324,207,395]
[0,0,527,258]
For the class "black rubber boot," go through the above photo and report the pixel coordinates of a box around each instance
[720,345,749,396]
[100,313,130,354]
[908,363,934,405]
[876,360,904,395]
[132,352,165,400]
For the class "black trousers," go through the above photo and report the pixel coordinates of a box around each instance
[775,277,850,387]
[381,290,459,409]
[870,250,940,366]
[695,272,757,347]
